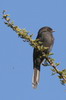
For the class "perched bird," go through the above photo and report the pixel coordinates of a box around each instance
[32,26,55,88]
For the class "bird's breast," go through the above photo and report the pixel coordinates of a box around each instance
[40,32,54,48]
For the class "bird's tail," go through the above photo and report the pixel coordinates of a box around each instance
[32,68,40,88]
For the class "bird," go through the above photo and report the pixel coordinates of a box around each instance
[32,26,55,88]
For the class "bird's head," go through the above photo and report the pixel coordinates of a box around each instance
[38,26,55,33]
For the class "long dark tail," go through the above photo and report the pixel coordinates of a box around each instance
[32,68,40,88]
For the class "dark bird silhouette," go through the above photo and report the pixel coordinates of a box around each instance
[32,26,55,88]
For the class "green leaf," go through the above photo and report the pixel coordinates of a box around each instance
[55,63,60,66]
[49,52,54,55]
[60,80,66,85]
[58,75,63,79]
[51,68,56,72]
[51,72,56,75]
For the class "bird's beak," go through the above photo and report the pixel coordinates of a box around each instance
[52,30,55,32]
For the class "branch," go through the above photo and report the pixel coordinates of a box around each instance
[2,10,66,85]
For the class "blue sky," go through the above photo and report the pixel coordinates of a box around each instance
[0,0,66,100]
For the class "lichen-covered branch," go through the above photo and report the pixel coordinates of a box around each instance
[2,10,66,85]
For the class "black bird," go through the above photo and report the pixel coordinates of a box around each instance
[32,26,55,88]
